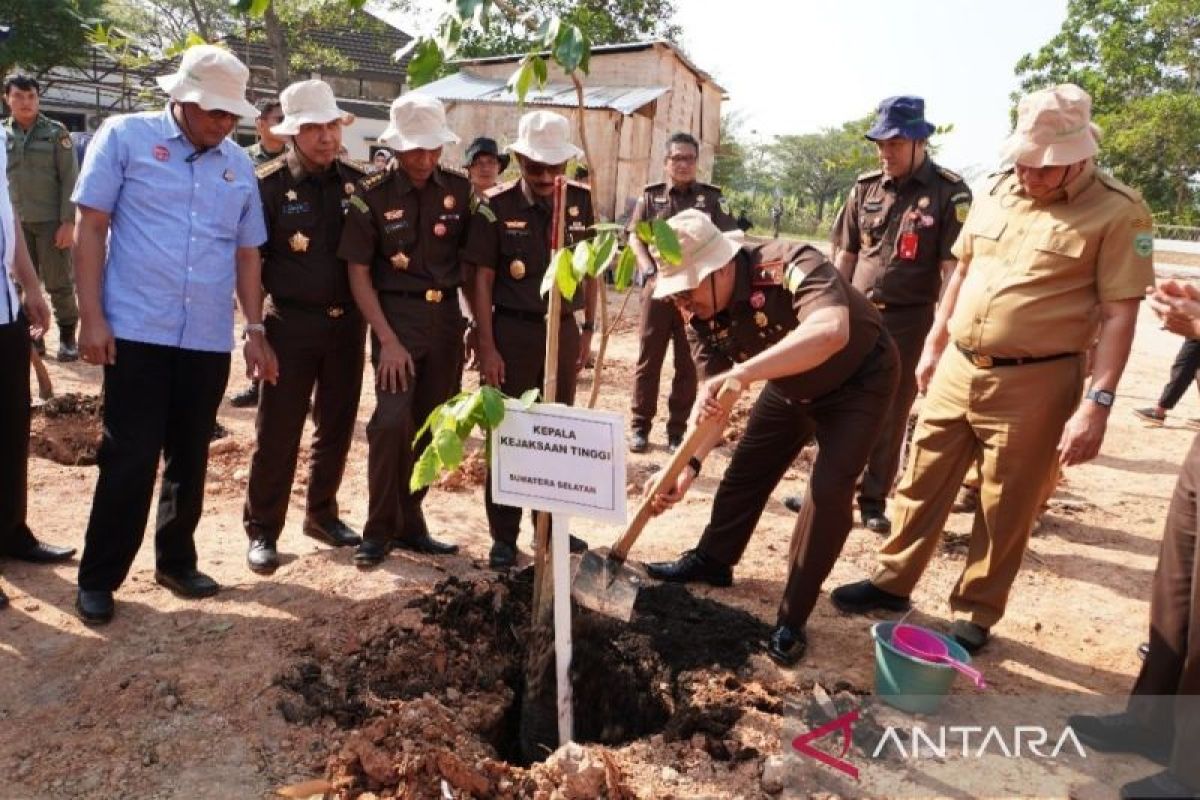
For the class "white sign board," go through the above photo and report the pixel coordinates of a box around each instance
[490,401,627,524]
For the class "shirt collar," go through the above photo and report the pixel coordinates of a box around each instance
[882,155,935,189]
[669,180,698,197]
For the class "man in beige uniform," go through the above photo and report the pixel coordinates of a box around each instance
[832,84,1155,653]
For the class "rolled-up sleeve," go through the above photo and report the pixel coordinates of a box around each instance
[71,121,123,214]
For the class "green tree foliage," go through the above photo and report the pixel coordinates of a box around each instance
[1015,0,1200,223]
[767,115,876,222]
[0,0,105,74]
[102,0,233,50]
[456,0,680,59]
[712,111,748,191]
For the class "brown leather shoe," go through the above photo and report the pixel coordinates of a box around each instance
[302,518,361,548]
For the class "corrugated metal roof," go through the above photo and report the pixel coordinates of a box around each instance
[414,72,669,115]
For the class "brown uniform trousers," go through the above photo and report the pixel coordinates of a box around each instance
[364,294,465,544]
[483,310,581,545]
[631,284,696,440]
[1128,432,1200,788]
[243,305,365,541]
[873,349,1085,626]
[699,336,898,629]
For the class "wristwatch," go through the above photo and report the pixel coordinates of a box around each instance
[1085,387,1115,407]
[242,322,266,339]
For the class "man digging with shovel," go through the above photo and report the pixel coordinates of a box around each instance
[643,210,898,666]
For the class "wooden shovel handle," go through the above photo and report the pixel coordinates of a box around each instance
[30,343,53,400]
[611,377,743,562]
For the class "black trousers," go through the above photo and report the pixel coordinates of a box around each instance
[1158,338,1200,411]
[697,333,898,629]
[631,283,697,440]
[78,340,230,591]
[0,313,38,554]
[243,307,365,542]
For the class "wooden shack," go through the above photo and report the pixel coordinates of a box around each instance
[414,40,725,222]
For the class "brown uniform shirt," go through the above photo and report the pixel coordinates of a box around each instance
[337,164,473,292]
[950,164,1155,358]
[256,152,367,307]
[837,158,971,306]
[627,180,737,240]
[689,241,884,402]
[462,179,594,313]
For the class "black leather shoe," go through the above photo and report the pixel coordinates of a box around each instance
[76,589,114,625]
[1120,770,1196,799]
[629,432,649,453]
[5,541,76,564]
[783,495,804,513]
[154,569,220,598]
[229,383,260,408]
[354,540,388,567]
[646,549,733,587]
[830,579,911,614]
[1068,713,1171,765]
[949,620,990,653]
[394,533,458,555]
[1138,642,1150,660]
[247,539,279,574]
[489,541,518,569]
[303,518,361,548]
[767,625,807,666]
[666,435,683,454]
[568,534,588,554]
[861,509,892,535]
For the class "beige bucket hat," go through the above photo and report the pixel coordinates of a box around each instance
[507,110,583,165]
[156,44,258,118]
[652,209,744,299]
[999,83,1100,168]
[270,80,354,136]
[380,94,459,152]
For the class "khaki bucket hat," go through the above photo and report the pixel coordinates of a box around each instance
[999,83,1100,168]
[380,94,459,152]
[652,209,744,299]
[156,44,258,118]
[507,110,583,165]
[270,80,354,136]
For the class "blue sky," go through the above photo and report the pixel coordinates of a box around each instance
[374,0,1070,174]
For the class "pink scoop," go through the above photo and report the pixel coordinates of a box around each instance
[892,624,987,689]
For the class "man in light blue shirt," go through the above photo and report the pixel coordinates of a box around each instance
[71,45,276,625]
[0,124,69,612]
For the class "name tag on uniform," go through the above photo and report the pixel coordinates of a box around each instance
[384,220,410,234]
[282,201,311,216]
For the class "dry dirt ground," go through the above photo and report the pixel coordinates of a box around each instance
[1,279,1193,799]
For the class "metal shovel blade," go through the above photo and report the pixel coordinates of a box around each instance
[571,547,642,621]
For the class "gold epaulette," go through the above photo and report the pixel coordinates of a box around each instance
[255,154,287,180]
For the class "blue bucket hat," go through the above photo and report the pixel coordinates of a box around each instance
[865,96,936,141]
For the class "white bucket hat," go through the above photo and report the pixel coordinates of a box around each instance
[652,209,744,299]
[270,80,354,136]
[507,110,583,165]
[999,83,1100,168]
[379,94,459,152]
[156,44,258,119]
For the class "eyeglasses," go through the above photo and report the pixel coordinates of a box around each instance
[261,115,283,125]
[521,159,567,176]
[667,154,697,164]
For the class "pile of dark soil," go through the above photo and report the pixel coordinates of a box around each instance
[29,393,103,465]
[275,572,777,798]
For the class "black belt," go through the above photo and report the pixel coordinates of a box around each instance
[382,288,455,304]
[269,297,354,318]
[956,343,1077,368]
[493,306,572,323]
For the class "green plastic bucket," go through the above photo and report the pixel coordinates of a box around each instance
[871,622,971,714]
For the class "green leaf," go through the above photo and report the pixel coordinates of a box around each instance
[455,0,488,22]
[455,390,483,422]
[412,403,445,447]
[572,240,593,281]
[248,0,271,16]
[635,221,654,245]
[553,25,586,74]
[590,232,616,276]
[614,245,637,291]
[436,16,463,59]
[531,55,548,88]
[554,247,578,301]
[539,17,561,49]
[228,0,253,12]
[481,387,506,427]
[519,388,540,408]
[591,223,624,232]
[434,428,463,470]
[508,56,535,105]
[406,39,445,88]
[578,29,592,75]
[651,220,683,265]
[410,446,441,493]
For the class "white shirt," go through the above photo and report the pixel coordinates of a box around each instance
[0,126,20,324]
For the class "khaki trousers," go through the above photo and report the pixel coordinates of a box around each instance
[873,347,1084,628]
[22,221,77,328]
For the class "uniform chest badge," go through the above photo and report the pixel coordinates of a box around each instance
[749,291,766,309]
[384,209,405,221]
[653,195,668,205]
[504,219,528,230]
[153,145,170,162]
[60,135,73,150]
[433,222,447,237]
[754,311,768,328]
[223,169,235,182]
[918,196,930,209]
[285,189,299,202]
[289,231,309,253]
[568,206,580,217]
[344,182,355,196]
[510,259,526,280]
[391,251,410,270]
[444,194,456,210]
[694,195,706,208]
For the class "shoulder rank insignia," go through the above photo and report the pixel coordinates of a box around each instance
[359,170,389,192]
[475,201,497,224]
[752,259,784,287]
[856,168,883,182]
[255,154,286,180]
[784,258,817,293]
[935,164,963,183]
[60,133,74,150]
[348,194,370,214]
[337,154,369,176]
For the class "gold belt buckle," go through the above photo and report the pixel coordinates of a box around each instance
[327,306,344,318]
[425,289,443,303]
[971,352,993,368]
